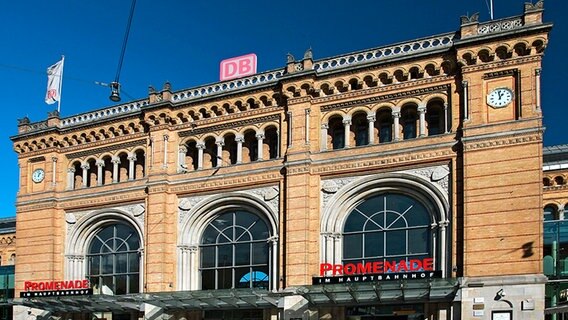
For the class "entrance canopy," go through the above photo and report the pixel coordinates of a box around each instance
[11,278,459,313]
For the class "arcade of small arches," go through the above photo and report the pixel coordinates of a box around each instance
[178,125,279,171]
[67,149,146,190]
[321,98,448,150]
[458,38,546,66]
[544,202,568,221]
[544,175,567,188]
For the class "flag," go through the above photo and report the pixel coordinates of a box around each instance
[45,58,64,105]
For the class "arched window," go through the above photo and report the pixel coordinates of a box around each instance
[401,106,418,140]
[343,193,432,266]
[87,223,141,295]
[426,101,445,136]
[544,205,558,221]
[200,211,270,290]
[377,110,392,143]
[328,117,345,150]
[352,113,368,146]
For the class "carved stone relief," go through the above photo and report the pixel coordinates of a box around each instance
[321,165,450,212]
[66,203,146,236]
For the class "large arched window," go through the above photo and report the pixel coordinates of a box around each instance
[343,193,432,266]
[200,211,270,290]
[87,223,141,295]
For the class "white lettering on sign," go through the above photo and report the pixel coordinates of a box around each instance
[220,53,257,81]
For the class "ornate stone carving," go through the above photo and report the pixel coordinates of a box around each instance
[65,212,76,224]
[66,203,146,236]
[178,195,208,224]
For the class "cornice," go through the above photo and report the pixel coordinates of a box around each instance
[463,131,542,151]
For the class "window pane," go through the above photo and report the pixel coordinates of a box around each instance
[201,270,215,290]
[116,253,128,273]
[129,274,139,293]
[218,268,232,289]
[235,267,250,288]
[201,246,215,268]
[89,238,103,254]
[102,254,113,274]
[115,275,127,295]
[128,252,139,272]
[252,267,269,290]
[364,232,383,258]
[89,256,100,275]
[218,245,232,267]
[102,276,114,295]
[345,211,367,232]
[385,230,406,256]
[408,229,429,254]
[343,234,362,259]
[252,242,268,265]
[235,243,251,266]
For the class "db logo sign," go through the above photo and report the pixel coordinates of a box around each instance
[220,53,257,81]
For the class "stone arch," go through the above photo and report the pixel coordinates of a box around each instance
[65,208,145,282]
[178,192,279,290]
[320,172,449,273]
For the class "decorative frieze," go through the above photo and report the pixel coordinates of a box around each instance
[179,114,280,138]
[65,139,147,159]
[66,203,146,236]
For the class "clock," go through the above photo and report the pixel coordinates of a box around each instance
[487,87,514,108]
[32,169,45,183]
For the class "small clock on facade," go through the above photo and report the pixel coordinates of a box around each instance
[487,87,514,108]
[32,169,45,183]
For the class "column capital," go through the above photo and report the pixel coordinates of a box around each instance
[443,102,449,110]
[95,160,105,167]
[256,133,265,140]
[81,164,90,170]
[179,145,187,153]
[215,140,225,147]
[67,167,76,173]
[461,80,468,87]
[267,235,279,243]
[418,105,427,113]
[163,134,169,141]
[51,156,58,162]
[392,111,401,118]
[196,143,205,150]
[127,155,137,161]
[111,157,121,164]
[342,119,352,126]
[321,123,329,129]
[367,114,376,122]
[535,68,542,76]
[235,135,244,143]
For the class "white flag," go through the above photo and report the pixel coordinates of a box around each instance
[45,58,64,105]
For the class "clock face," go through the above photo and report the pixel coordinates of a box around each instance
[32,169,45,183]
[487,88,513,108]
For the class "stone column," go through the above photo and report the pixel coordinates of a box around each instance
[128,154,137,180]
[178,145,187,172]
[367,114,376,144]
[462,80,469,120]
[268,236,279,291]
[332,233,342,265]
[196,143,205,170]
[535,69,542,112]
[51,157,57,187]
[112,156,120,183]
[305,109,310,145]
[236,135,244,164]
[444,102,449,133]
[559,204,566,220]
[96,160,104,186]
[81,164,89,188]
[343,117,352,148]
[320,124,329,151]
[287,111,293,148]
[393,111,401,141]
[162,134,169,168]
[418,104,427,137]
[67,168,75,190]
[215,140,224,167]
[256,133,265,161]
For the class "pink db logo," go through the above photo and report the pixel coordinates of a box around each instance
[220,53,257,81]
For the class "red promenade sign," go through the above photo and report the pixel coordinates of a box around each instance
[21,280,92,298]
[313,258,441,284]
[220,53,257,81]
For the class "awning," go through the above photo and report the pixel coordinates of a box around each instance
[295,278,459,306]
[10,278,459,313]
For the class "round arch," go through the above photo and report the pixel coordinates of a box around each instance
[320,172,450,275]
[178,192,279,291]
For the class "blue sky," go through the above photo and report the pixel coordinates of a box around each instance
[0,0,565,218]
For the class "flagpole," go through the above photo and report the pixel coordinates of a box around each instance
[490,0,494,20]
[58,55,64,113]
